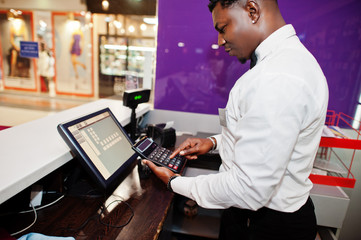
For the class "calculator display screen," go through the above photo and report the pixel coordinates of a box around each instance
[137,138,152,152]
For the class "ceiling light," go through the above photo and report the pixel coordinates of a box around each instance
[143,17,157,25]
[128,25,135,33]
[104,44,127,50]
[128,46,155,52]
[102,0,109,11]
[211,44,219,50]
[140,23,147,31]
[10,9,22,17]
[113,20,122,29]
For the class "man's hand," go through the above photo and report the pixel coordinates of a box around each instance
[142,160,176,184]
[169,137,214,160]
[143,138,214,185]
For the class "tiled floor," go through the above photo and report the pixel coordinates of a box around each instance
[0,91,92,126]
[0,91,91,111]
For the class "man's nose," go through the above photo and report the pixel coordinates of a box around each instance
[218,34,226,46]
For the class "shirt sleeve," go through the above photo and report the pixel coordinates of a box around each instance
[172,73,311,210]
[211,134,222,151]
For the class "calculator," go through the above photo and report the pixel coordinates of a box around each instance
[132,137,187,173]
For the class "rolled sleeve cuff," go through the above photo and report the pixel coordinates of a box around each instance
[212,134,222,151]
[171,176,193,199]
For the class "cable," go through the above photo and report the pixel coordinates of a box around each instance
[59,194,106,234]
[0,194,65,217]
[10,203,37,237]
[0,194,64,236]
[5,195,133,236]
[98,199,134,228]
[65,214,99,234]
[19,194,65,214]
[63,198,134,235]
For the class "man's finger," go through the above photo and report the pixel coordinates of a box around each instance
[179,145,199,156]
[142,159,175,184]
[143,159,157,171]
[170,141,191,158]
[185,155,198,160]
[169,148,182,159]
[143,159,169,174]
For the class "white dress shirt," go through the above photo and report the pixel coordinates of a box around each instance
[172,25,329,212]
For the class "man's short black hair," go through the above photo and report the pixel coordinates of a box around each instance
[208,0,240,12]
[208,0,278,12]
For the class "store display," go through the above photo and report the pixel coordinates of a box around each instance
[98,35,155,97]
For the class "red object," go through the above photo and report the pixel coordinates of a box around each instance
[310,111,360,188]
[0,126,10,131]
[40,76,48,92]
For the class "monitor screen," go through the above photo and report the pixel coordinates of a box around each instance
[57,108,137,192]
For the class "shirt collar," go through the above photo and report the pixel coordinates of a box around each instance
[254,24,297,65]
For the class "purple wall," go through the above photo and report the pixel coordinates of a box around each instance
[155,0,361,118]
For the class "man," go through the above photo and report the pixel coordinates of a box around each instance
[144,0,329,239]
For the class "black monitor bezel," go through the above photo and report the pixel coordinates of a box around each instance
[57,107,138,192]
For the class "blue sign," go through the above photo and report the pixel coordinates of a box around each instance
[20,41,39,58]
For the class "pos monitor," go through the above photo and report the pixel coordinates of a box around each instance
[57,108,138,193]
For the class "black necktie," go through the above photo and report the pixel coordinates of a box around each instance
[250,52,257,69]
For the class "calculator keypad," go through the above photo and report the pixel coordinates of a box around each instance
[148,146,185,172]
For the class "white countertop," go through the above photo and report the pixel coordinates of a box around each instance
[0,99,150,204]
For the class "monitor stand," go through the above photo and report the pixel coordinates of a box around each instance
[64,164,104,198]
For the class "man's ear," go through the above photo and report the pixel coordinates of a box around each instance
[246,0,260,24]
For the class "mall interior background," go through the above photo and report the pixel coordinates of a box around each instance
[1,1,361,239]
[1,0,361,125]
[0,0,156,97]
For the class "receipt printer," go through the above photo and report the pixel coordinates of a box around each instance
[147,123,176,148]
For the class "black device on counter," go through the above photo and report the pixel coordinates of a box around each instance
[132,137,187,173]
[123,88,151,141]
[147,123,176,148]
[57,108,138,192]
[123,88,151,108]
